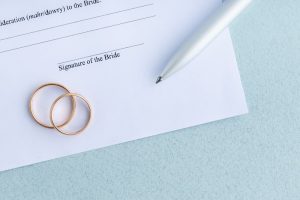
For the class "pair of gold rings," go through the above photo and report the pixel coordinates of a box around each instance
[29,83,92,136]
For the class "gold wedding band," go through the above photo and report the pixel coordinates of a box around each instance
[29,83,76,129]
[50,93,92,136]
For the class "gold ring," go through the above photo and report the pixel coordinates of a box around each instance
[29,83,76,129]
[50,93,92,136]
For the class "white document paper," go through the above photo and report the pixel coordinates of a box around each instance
[0,0,248,172]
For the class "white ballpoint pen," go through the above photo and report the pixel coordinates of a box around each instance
[156,0,252,84]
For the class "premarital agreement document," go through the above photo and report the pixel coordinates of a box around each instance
[0,0,248,171]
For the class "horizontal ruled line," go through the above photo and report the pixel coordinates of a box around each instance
[0,3,154,41]
[58,43,144,64]
[0,15,156,54]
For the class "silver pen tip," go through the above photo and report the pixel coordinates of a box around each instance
[156,76,162,84]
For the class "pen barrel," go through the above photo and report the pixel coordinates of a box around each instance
[161,0,252,79]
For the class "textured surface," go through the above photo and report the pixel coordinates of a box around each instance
[1,0,300,199]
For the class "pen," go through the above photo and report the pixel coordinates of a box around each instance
[156,0,252,84]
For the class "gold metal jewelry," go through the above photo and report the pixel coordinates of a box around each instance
[50,93,92,136]
[29,83,76,129]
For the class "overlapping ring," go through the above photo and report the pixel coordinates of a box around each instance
[29,83,92,136]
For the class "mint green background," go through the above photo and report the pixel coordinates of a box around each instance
[1,0,300,199]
